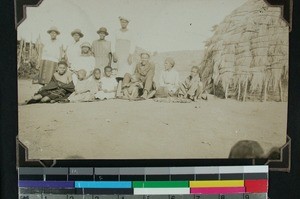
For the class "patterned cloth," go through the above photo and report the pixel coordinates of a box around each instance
[92,40,111,72]
[38,38,63,85]
[38,60,58,85]
[37,76,75,100]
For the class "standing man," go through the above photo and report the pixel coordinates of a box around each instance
[66,29,84,66]
[38,26,63,85]
[122,53,155,99]
[112,16,136,80]
[92,27,112,74]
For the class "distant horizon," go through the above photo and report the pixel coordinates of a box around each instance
[18,0,248,52]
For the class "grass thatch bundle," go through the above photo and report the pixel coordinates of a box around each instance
[200,0,289,101]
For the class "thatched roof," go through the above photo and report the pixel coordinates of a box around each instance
[201,0,289,101]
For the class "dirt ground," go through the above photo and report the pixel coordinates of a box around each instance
[18,79,287,160]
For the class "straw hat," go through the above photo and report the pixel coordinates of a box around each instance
[71,29,84,37]
[119,16,130,22]
[80,42,91,49]
[96,27,109,35]
[47,26,60,35]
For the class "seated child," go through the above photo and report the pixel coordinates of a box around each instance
[95,66,118,100]
[24,61,74,104]
[88,68,102,95]
[156,57,179,98]
[122,74,144,100]
[178,66,203,101]
[68,69,94,102]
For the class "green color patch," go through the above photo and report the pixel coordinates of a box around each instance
[133,181,189,188]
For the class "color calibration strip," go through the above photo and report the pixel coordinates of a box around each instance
[19,166,268,199]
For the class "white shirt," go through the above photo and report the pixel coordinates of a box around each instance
[66,40,82,64]
[111,29,135,54]
[71,55,95,74]
[159,68,180,92]
[100,76,118,91]
[41,39,63,62]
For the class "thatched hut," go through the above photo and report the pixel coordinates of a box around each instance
[201,0,289,101]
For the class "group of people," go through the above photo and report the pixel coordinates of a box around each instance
[24,16,206,104]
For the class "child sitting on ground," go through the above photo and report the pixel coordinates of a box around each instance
[156,57,179,98]
[68,69,95,102]
[95,66,118,100]
[88,68,102,95]
[122,74,144,100]
[178,66,203,101]
[24,61,74,104]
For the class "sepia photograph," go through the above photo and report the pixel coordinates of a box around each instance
[17,0,289,160]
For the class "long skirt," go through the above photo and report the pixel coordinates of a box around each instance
[38,60,58,85]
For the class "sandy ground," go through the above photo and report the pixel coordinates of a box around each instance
[18,79,287,160]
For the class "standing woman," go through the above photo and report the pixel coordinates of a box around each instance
[92,27,112,73]
[66,29,84,66]
[38,26,63,85]
[112,16,136,80]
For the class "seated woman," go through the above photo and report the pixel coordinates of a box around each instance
[24,60,74,104]
[155,57,179,98]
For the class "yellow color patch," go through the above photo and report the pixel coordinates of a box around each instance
[189,180,244,188]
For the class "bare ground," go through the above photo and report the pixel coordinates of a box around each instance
[18,79,287,159]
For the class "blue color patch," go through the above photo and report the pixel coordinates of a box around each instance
[74,181,132,188]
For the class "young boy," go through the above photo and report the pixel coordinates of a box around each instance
[25,60,74,104]
[68,69,95,102]
[95,66,118,100]
[122,74,143,100]
[178,66,203,101]
[156,57,179,98]
[88,68,102,95]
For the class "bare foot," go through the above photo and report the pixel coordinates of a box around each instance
[147,90,156,99]
[41,96,51,103]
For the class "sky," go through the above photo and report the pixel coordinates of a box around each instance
[17,0,248,52]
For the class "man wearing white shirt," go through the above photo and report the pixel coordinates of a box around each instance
[112,16,136,79]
